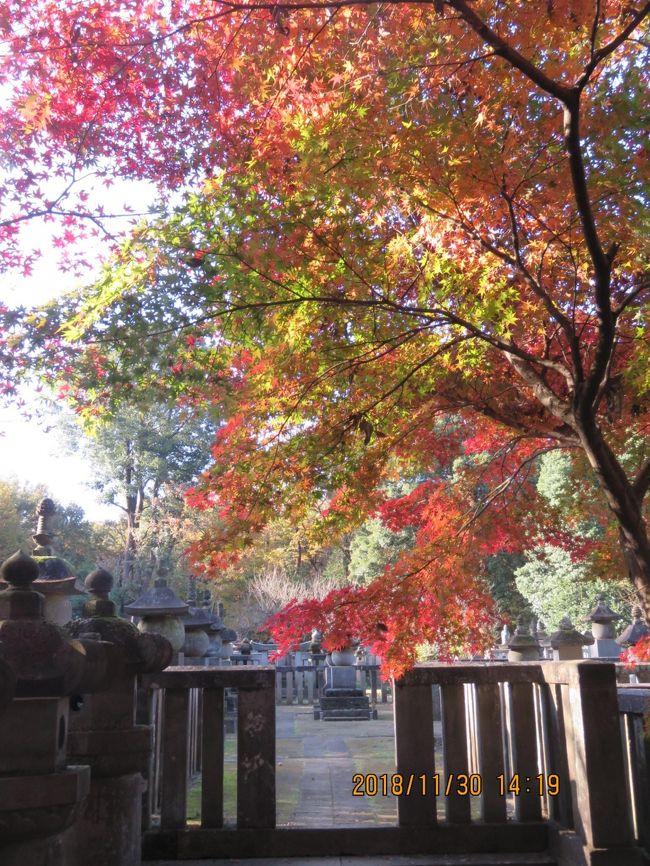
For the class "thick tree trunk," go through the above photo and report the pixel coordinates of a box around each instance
[576,419,650,624]
[618,528,650,623]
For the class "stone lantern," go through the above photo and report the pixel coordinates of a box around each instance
[0,551,110,866]
[220,626,237,661]
[587,594,622,659]
[180,595,213,659]
[124,567,188,653]
[550,616,594,661]
[29,497,84,626]
[65,567,172,866]
[507,615,541,662]
[616,605,650,650]
[201,591,226,661]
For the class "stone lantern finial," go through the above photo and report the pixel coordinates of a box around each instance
[1,548,40,588]
[22,498,84,626]
[83,567,116,618]
[0,549,44,619]
[33,497,57,554]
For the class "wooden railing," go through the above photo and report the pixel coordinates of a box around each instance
[140,660,644,864]
[141,666,275,834]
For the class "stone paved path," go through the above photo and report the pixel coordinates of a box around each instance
[276,703,400,827]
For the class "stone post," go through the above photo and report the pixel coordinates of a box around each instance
[64,567,173,866]
[549,616,593,661]
[507,615,541,661]
[0,551,109,866]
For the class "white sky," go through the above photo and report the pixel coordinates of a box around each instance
[0,181,155,523]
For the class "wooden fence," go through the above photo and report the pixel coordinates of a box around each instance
[618,683,650,852]
[139,661,644,864]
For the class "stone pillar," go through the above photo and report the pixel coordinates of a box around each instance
[550,616,593,661]
[64,567,173,866]
[0,551,109,866]
[507,615,541,662]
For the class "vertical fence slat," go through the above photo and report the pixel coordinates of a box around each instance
[394,681,437,826]
[476,681,507,823]
[465,684,480,776]
[237,683,276,828]
[295,669,304,704]
[541,683,569,826]
[196,688,204,773]
[286,670,295,705]
[509,681,542,822]
[160,688,190,829]
[201,688,224,828]
[275,670,282,704]
[565,663,633,850]
[631,713,650,847]
[441,682,471,824]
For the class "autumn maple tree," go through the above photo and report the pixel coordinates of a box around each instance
[2,1,649,671]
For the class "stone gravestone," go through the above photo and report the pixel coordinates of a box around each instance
[315,647,373,721]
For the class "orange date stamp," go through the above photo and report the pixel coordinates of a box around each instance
[352,773,560,797]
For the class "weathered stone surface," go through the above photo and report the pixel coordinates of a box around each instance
[63,772,144,866]
[64,566,173,866]
[0,550,109,866]
[0,655,15,718]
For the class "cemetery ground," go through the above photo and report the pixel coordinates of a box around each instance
[186,704,402,828]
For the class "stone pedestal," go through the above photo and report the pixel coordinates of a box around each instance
[315,664,373,721]
[63,682,151,866]
[588,638,621,659]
